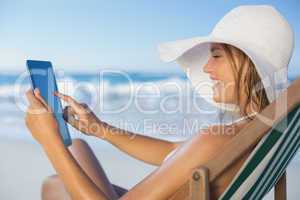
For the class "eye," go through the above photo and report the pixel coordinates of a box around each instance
[211,51,222,58]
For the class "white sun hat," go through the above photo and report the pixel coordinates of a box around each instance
[158,5,294,113]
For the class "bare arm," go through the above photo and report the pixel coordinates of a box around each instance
[43,137,109,200]
[97,123,184,166]
[25,89,109,200]
[56,92,184,166]
[120,129,234,200]
[26,89,233,200]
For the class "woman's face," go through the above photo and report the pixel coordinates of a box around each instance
[203,43,238,104]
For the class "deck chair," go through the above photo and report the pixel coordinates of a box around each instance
[170,78,300,200]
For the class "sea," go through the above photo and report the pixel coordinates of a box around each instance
[0,70,299,162]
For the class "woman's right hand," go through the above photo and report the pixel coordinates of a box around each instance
[55,92,107,139]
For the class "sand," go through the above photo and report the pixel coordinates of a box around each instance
[0,136,299,199]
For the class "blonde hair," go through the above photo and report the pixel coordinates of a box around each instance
[222,44,270,118]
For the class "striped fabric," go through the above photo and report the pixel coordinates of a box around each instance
[219,104,300,200]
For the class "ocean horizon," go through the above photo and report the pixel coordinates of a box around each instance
[1,70,299,163]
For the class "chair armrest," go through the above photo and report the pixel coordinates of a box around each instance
[167,167,210,200]
[190,166,210,200]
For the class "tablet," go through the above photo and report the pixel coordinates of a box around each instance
[26,60,72,146]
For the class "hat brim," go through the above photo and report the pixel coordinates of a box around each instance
[158,35,214,92]
[158,34,289,108]
[158,35,213,62]
[158,34,243,112]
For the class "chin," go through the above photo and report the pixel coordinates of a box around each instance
[213,88,233,103]
[212,95,221,103]
[213,93,229,104]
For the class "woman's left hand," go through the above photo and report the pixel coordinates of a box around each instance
[25,88,62,148]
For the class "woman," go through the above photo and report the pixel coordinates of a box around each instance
[25,5,294,200]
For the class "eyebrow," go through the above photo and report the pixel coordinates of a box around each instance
[210,47,222,52]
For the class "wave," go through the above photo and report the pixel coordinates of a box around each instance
[0,74,193,105]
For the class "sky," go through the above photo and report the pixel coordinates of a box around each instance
[0,0,299,77]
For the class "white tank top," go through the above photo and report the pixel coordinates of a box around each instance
[162,113,257,163]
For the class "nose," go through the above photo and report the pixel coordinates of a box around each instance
[203,59,214,74]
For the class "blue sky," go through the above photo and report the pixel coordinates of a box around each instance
[0,0,299,77]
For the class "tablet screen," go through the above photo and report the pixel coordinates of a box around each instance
[26,60,72,146]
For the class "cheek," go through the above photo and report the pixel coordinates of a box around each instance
[218,63,235,82]
[212,58,238,103]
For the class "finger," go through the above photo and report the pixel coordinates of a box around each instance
[26,89,43,108]
[68,118,91,136]
[54,92,84,113]
[26,104,47,115]
[63,106,76,122]
[80,103,88,108]
[64,106,76,115]
[80,103,92,113]
[34,88,50,110]
[65,114,81,130]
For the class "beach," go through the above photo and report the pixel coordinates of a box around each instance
[0,136,156,199]
[1,136,300,200]
[0,135,300,200]
[1,72,299,199]
[1,0,299,199]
